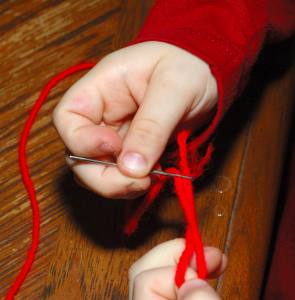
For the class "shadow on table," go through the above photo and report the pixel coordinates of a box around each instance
[57,171,182,249]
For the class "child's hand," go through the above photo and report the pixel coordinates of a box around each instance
[53,42,217,199]
[129,239,226,300]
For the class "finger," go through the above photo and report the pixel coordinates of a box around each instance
[177,279,221,300]
[53,70,125,157]
[132,266,197,300]
[188,248,227,279]
[118,66,196,177]
[66,156,151,199]
[129,239,226,299]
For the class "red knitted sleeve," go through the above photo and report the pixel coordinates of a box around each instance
[131,0,295,113]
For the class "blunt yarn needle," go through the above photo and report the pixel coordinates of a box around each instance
[68,154,194,180]
[7,61,224,299]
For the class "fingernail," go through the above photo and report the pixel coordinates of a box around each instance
[121,152,147,174]
[100,143,114,153]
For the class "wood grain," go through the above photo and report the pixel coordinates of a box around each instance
[0,1,294,299]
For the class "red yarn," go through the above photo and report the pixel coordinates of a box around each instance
[7,62,222,298]
[173,130,209,284]
[173,173,208,284]
[175,230,194,287]
[124,131,213,286]
[124,132,216,285]
[6,63,95,300]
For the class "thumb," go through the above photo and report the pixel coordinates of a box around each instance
[177,279,221,300]
[118,69,194,177]
[177,279,220,300]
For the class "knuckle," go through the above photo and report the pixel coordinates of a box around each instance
[158,68,180,87]
[132,118,163,144]
[158,67,197,101]
[158,58,209,96]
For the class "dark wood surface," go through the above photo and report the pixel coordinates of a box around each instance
[0,1,294,299]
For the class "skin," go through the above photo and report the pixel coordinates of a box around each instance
[53,41,218,199]
[129,239,227,300]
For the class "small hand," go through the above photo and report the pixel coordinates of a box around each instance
[53,42,217,199]
[129,239,227,300]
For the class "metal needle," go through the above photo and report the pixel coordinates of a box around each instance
[68,154,193,180]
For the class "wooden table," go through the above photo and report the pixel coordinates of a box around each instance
[0,1,294,299]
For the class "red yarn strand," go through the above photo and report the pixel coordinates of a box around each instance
[124,176,168,235]
[125,129,210,287]
[174,232,194,287]
[172,181,206,280]
[6,63,95,300]
[191,143,214,178]
[176,130,208,281]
